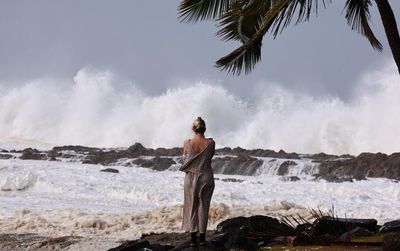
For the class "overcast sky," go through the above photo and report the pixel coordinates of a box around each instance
[0,0,399,99]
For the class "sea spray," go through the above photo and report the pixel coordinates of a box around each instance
[0,63,399,155]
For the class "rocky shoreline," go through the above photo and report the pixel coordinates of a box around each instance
[1,143,400,250]
[2,215,399,251]
[111,215,400,251]
[2,143,400,181]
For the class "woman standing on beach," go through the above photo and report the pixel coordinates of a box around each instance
[180,117,215,247]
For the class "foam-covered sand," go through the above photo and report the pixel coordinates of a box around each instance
[1,158,400,249]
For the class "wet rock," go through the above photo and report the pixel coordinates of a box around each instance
[100,168,119,173]
[52,145,101,153]
[340,227,373,241]
[215,147,299,159]
[132,156,175,171]
[217,215,295,241]
[214,147,233,155]
[221,178,244,183]
[309,152,340,162]
[280,176,301,182]
[128,143,153,156]
[380,220,400,233]
[383,232,400,251]
[0,234,81,251]
[277,161,297,176]
[313,216,377,236]
[20,148,47,160]
[315,174,354,183]
[318,152,400,180]
[83,150,128,165]
[108,239,150,251]
[211,154,263,175]
[154,147,182,156]
[0,154,13,159]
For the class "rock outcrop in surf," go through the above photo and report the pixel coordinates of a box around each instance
[6,143,400,181]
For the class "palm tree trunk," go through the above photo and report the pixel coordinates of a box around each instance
[374,0,400,74]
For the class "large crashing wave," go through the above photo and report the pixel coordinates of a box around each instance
[0,63,399,154]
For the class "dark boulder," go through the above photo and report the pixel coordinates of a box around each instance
[220,178,244,183]
[380,220,400,234]
[215,147,233,156]
[132,156,175,171]
[314,174,354,183]
[100,168,119,173]
[313,216,377,236]
[83,150,129,165]
[308,152,343,162]
[217,215,295,240]
[383,232,400,251]
[20,148,47,160]
[339,227,374,242]
[128,143,153,156]
[0,153,13,159]
[280,176,301,182]
[277,161,297,176]
[154,147,182,156]
[52,145,100,153]
[211,154,263,175]
[318,151,400,180]
[215,147,299,159]
[108,240,150,251]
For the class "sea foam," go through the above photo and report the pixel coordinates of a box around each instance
[0,62,399,154]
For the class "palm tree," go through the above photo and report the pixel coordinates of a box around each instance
[178,0,400,75]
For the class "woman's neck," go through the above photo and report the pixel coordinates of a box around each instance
[194,133,206,139]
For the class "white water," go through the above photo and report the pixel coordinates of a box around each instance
[0,62,399,155]
[1,158,399,242]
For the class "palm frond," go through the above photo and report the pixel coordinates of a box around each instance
[216,37,263,75]
[344,0,383,51]
[178,0,236,23]
[216,0,331,75]
[217,0,272,43]
[216,0,292,74]
[270,0,330,38]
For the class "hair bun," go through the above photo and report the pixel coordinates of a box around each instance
[192,117,206,134]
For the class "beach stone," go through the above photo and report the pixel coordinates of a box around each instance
[280,176,301,182]
[0,154,13,159]
[313,216,377,236]
[100,168,119,173]
[217,215,295,238]
[108,239,150,251]
[220,178,244,183]
[317,174,354,183]
[380,220,400,233]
